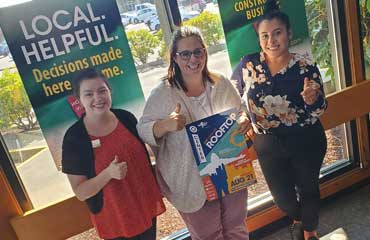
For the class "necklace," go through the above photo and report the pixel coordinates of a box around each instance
[174,80,214,123]
[193,91,211,115]
[189,82,213,119]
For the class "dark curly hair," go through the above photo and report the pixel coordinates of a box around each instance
[254,0,291,32]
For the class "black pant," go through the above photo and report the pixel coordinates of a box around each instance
[108,218,157,240]
[253,124,327,231]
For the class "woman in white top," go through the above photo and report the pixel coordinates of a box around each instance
[137,26,251,240]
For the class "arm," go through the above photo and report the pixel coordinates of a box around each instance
[301,65,327,117]
[67,172,110,201]
[137,86,168,146]
[137,86,186,145]
[67,157,127,201]
[153,118,175,139]
[62,126,126,201]
[230,59,246,97]
[153,103,186,138]
[237,111,252,135]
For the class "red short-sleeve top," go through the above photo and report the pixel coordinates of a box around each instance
[89,122,165,239]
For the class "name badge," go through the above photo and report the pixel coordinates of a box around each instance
[91,139,101,148]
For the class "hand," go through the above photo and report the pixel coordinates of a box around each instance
[166,103,186,132]
[106,156,127,180]
[300,77,320,105]
[237,113,252,135]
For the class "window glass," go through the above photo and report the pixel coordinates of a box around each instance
[304,0,353,166]
[323,124,350,168]
[358,0,370,159]
[359,0,370,79]
[0,1,357,240]
[0,67,74,208]
[1,0,75,208]
[305,0,346,93]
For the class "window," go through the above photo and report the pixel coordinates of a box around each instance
[359,0,370,80]
[0,1,363,240]
[305,0,348,93]
[304,0,358,173]
[138,0,357,238]
[0,68,74,208]
[358,0,370,149]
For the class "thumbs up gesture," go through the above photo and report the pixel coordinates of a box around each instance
[106,155,128,180]
[153,103,187,139]
[167,103,187,132]
[300,77,319,105]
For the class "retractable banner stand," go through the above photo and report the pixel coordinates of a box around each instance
[0,0,145,167]
[217,0,311,68]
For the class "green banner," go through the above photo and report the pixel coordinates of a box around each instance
[217,0,311,68]
[0,0,144,166]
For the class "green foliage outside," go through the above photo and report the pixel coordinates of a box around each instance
[156,29,167,60]
[0,69,37,131]
[305,0,370,88]
[183,11,224,46]
[305,0,334,91]
[359,0,370,79]
[154,12,225,62]
[126,29,160,64]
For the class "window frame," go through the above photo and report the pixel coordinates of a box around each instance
[1,1,370,239]
[0,135,33,212]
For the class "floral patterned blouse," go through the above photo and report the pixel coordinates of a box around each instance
[231,52,327,134]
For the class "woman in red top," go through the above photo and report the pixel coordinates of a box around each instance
[62,68,165,240]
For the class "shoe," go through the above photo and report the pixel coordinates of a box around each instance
[307,237,319,240]
[290,222,304,240]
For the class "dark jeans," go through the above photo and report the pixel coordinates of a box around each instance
[108,218,156,240]
[253,124,327,231]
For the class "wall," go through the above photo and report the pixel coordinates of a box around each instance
[0,167,22,240]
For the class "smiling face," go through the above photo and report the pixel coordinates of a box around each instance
[258,18,291,60]
[78,78,112,117]
[174,36,206,80]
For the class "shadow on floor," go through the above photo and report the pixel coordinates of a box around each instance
[250,178,370,240]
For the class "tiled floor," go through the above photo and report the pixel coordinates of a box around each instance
[252,180,370,240]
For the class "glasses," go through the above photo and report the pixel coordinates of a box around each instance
[175,48,206,60]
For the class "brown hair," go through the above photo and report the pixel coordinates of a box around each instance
[72,68,111,98]
[254,0,291,33]
[165,26,213,92]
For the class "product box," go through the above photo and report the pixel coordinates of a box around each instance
[186,109,257,201]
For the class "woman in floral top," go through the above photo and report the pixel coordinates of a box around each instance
[231,3,327,240]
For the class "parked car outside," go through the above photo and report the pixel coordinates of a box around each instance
[146,9,200,31]
[122,12,137,24]
[134,3,155,12]
[120,13,131,26]
[0,42,9,58]
[179,7,200,21]
[147,15,160,31]
[191,0,207,12]
[133,7,157,24]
